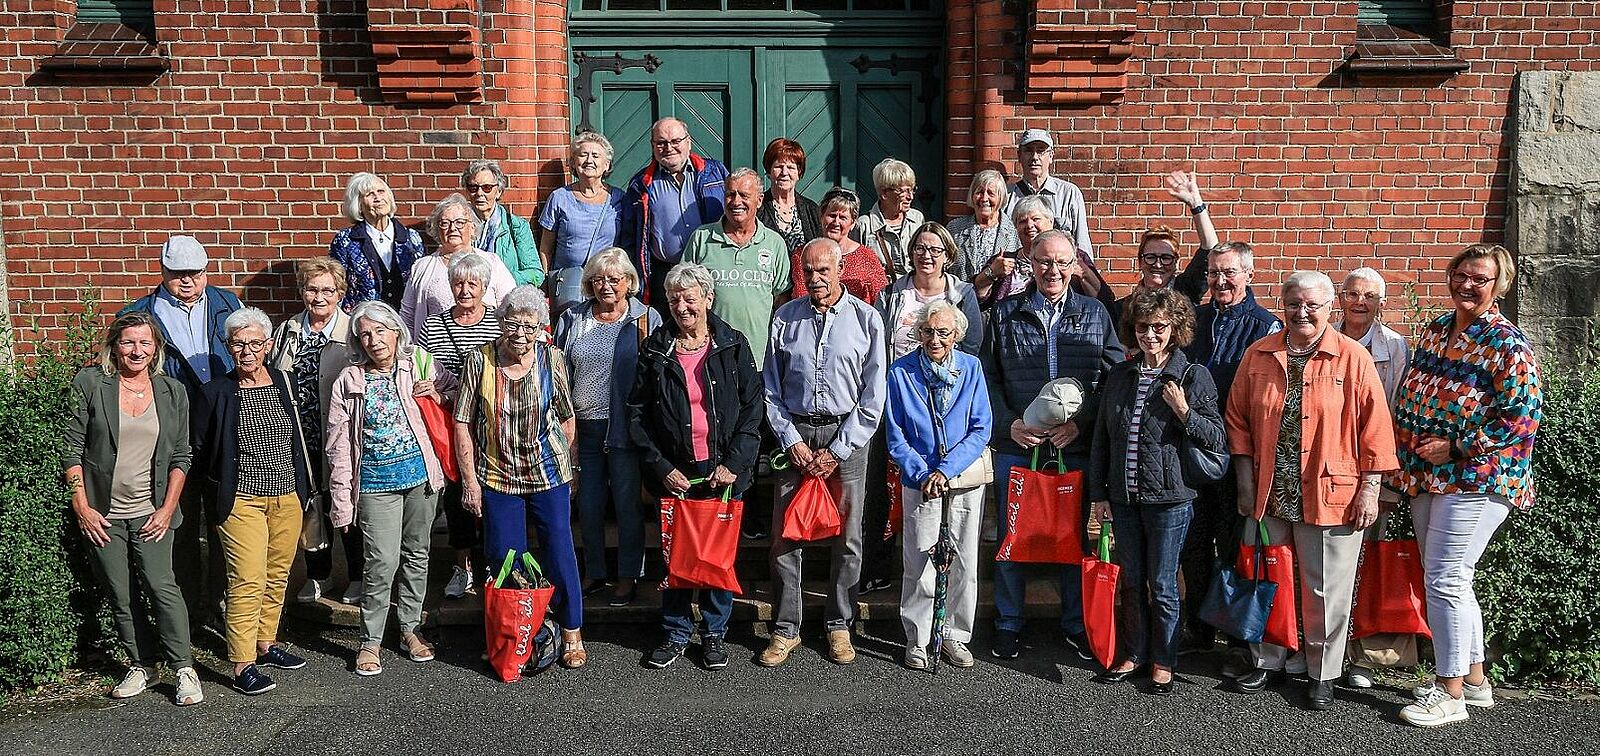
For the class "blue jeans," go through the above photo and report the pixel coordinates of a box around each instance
[575,419,645,581]
[992,451,1086,635]
[661,463,743,643]
[1110,500,1193,669]
[481,483,584,630]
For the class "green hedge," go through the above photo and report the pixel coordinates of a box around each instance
[0,299,109,690]
[1479,358,1600,685]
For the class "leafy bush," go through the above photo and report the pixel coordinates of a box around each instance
[1478,358,1600,685]
[0,296,108,690]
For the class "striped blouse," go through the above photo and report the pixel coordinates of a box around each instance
[454,342,575,495]
[1124,366,1160,497]
[1391,309,1542,511]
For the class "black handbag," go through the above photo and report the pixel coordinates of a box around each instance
[1178,364,1229,482]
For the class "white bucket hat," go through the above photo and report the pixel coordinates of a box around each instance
[1023,377,1085,428]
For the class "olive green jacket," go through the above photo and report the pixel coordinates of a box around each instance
[63,368,192,520]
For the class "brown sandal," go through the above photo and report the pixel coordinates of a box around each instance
[354,646,383,676]
[560,631,587,669]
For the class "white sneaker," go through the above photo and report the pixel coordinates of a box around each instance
[110,666,151,699]
[1401,687,1470,728]
[1344,665,1375,689]
[1413,678,1495,708]
[296,578,323,603]
[341,580,365,605]
[174,666,204,706]
[942,640,975,668]
[444,566,472,599]
[904,644,930,671]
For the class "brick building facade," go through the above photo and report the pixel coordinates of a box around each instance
[2,1,1595,349]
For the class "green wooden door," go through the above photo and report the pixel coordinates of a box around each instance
[570,5,945,211]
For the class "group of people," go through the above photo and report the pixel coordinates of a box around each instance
[64,118,1541,731]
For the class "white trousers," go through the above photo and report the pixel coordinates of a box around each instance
[1247,515,1366,682]
[1412,491,1511,678]
[899,483,985,647]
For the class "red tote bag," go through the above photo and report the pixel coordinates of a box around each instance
[482,550,555,683]
[1352,539,1432,639]
[1235,520,1299,652]
[660,483,744,593]
[1081,530,1120,670]
[996,449,1085,564]
[781,475,843,542]
[411,350,459,482]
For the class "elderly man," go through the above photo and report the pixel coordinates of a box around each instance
[1004,129,1093,260]
[619,117,731,312]
[759,238,887,667]
[119,234,245,626]
[1177,238,1282,659]
[982,229,1124,660]
[682,168,790,362]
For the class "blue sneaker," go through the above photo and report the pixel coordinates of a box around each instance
[256,645,308,670]
[232,664,277,695]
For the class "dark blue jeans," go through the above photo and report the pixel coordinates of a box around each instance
[1110,500,1194,669]
[992,451,1086,635]
[481,483,583,630]
[575,419,644,581]
[661,462,741,643]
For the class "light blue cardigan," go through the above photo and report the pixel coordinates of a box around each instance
[883,349,993,486]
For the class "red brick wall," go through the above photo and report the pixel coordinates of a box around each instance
[945,1,1600,327]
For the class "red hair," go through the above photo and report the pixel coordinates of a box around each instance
[762,137,807,176]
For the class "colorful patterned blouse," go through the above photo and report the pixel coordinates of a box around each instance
[1391,308,1542,511]
[454,343,575,495]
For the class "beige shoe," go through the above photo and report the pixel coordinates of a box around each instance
[757,634,801,667]
[354,646,383,677]
[402,631,435,663]
[827,630,857,665]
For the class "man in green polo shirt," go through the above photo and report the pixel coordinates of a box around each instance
[682,167,791,365]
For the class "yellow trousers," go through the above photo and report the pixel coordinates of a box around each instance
[218,493,303,663]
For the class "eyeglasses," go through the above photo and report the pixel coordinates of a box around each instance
[1285,300,1331,314]
[652,135,689,150]
[1135,322,1171,335]
[1139,253,1179,267]
[1450,272,1495,288]
[167,270,205,281]
[502,321,542,334]
[303,286,339,298]
[824,187,859,202]
[439,218,473,231]
[887,185,916,196]
[1031,259,1075,271]
[911,244,947,258]
[465,182,499,194]
[918,327,956,340]
[1205,268,1245,280]
[1339,291,1381,303]
[587,275,626,288]
[227,339,270,353]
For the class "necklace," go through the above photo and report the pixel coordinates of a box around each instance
[675,332,709,353]
[1285,331,1324,357]
[118,378,149,398]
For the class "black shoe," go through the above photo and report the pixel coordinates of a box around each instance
[1177,626,1216,656]
[991,630,1020,659]
[1306,679,1335,710]
[1148,679,1175,696]
[607,585,637,607]
[646,641,686,669]
[1094,663,1147,683]
[1062,631,1094,662]
[860,578,893,594]
[741,522,769,540]
[582,580,610,598]
[232,664,277,695]
[1220,647,1255,679]
[256,645,307,670]
[701,636,729,670]
[1232,668,1278,694]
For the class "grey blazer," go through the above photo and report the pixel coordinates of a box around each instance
[63,367,193,520]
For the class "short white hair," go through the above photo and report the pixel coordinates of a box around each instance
[800,237,843,267]
[871,158,916,193]
[664,262,715,300]
[967,169,1007,210]
[1283,270,1336,300]
[498,285,550,325]
[223,307,273,341]
[916,299,969,341]
[342,172,390,224]
[1342,266,1386,297]
[347,301,413,365]
[1011,194,1052,226]
[448,252,493,286]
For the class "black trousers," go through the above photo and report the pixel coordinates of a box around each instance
[1179,472,1243,638]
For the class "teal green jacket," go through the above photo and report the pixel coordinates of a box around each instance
[63,368,192,520]
[487,206,544,287]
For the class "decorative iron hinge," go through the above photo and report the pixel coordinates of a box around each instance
[572,51,663,134]
[849,52,942,143]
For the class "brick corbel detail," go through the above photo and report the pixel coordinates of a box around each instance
[367,0,484,105]
[1023,0,1136,107]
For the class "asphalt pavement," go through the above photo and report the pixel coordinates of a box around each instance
[1,622,1592,756]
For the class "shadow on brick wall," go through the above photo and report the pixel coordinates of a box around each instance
[318,0,384,106]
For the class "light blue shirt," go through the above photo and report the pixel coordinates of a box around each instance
[644,167,704,263]
[152,288,213,383]
[763,289,887,459]
[1032,289,1070,380]
[537,186,624,271]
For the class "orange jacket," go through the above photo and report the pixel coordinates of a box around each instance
[1225,330,1399,527]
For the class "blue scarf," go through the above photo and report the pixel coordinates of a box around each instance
[919,350,959,416]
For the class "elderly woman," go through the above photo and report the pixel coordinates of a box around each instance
[64,312,201,705]
[454,285,587,668]
[790,187,888,304]
[462,159,544,288]
[1087,288,1224,694]
[402,193,518,338]
[1394,245,1542,728]
[554,247,661,606]
[416,252,502,599]
[875,222,984,360]
[980,194,1048,304]
[1224,271,1398,711]
[270,258,365,606]
[326,302,453,676]
[540,131,626,314]
[883,301,992,670]
[756,137,822,253]
[193,307,314,696]
[852,158,925,280]
[329,172,426,311]
[627,263,762,669]
[948,169,1020,284]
